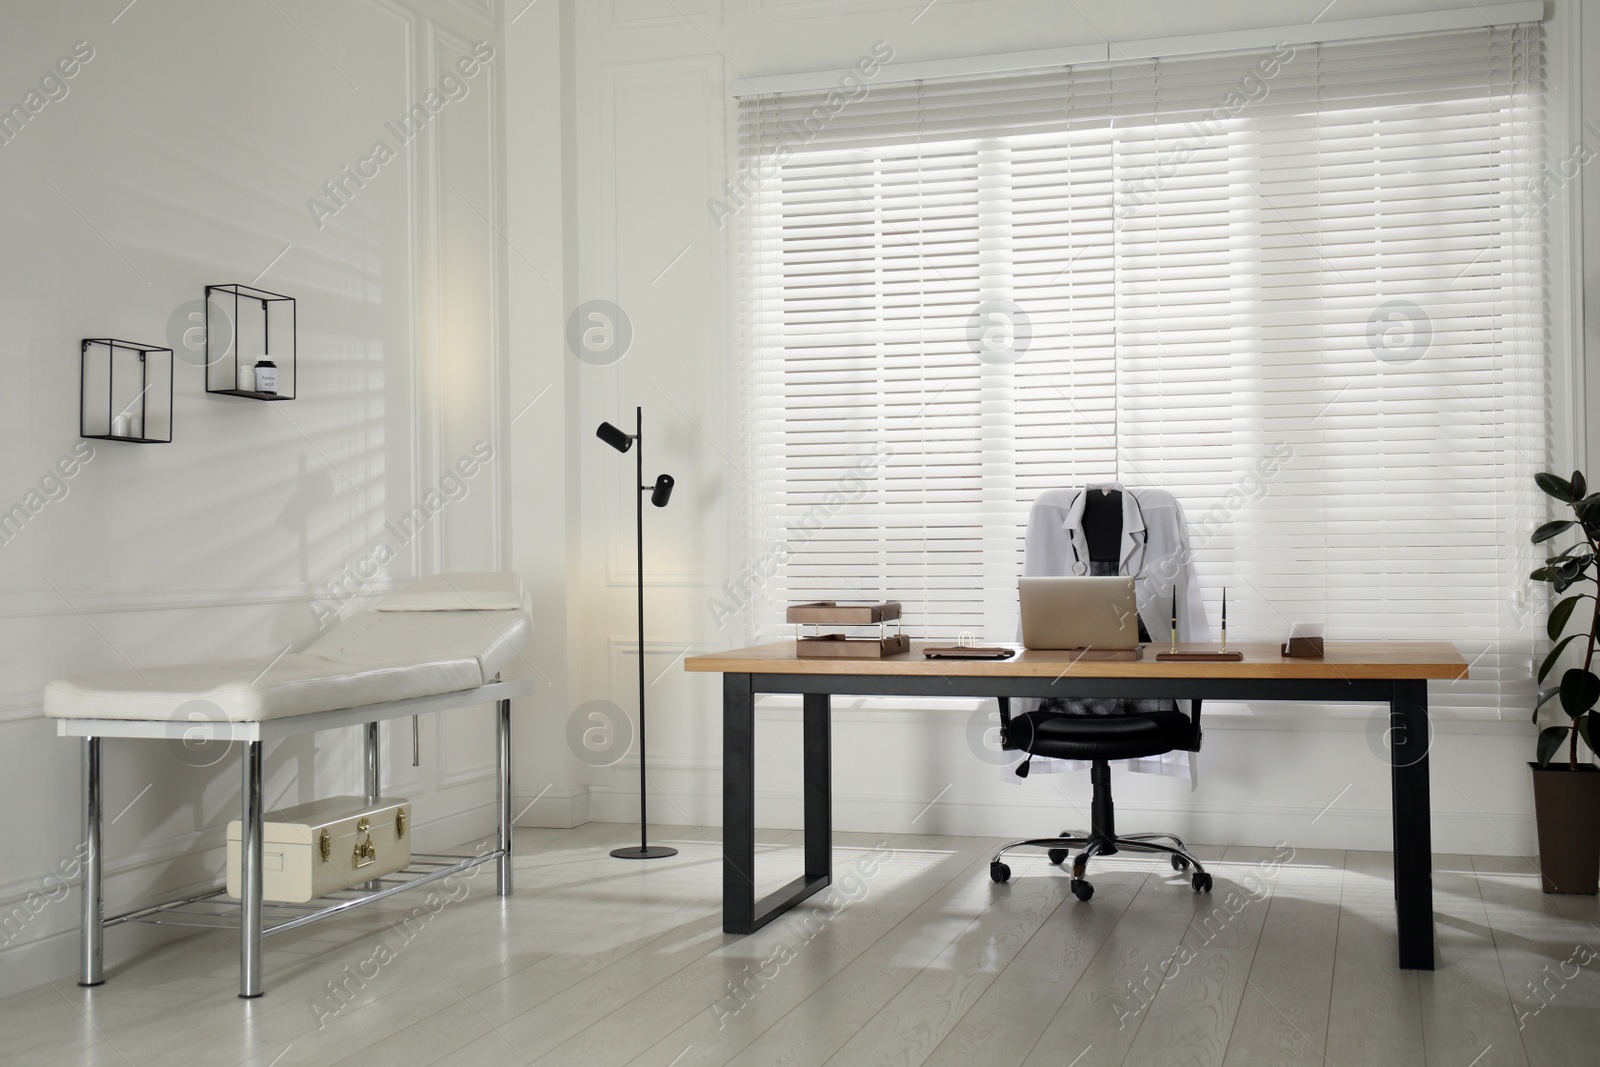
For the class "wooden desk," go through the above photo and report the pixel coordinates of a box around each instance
[685,640,1467,971]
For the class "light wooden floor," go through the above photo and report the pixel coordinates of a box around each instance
[4,822,1598,1066]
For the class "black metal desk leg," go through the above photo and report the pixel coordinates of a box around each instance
[722,676,833,934]
[724,674,757,933]
[804,693,832,881]
[1391,680,1435,970]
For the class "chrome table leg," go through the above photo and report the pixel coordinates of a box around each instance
[79,736,103,987]
[239,740,264,998]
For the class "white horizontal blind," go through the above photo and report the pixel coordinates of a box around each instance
[737,25,1546,717]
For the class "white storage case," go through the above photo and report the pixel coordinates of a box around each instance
[227,795,411,904]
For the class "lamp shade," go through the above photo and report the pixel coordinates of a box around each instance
[596,421,633,453]
[651,474,674,507]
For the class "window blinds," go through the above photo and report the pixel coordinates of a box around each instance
[736,24,1546,718]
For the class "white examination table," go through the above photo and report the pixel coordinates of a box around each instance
[45,572,534,998]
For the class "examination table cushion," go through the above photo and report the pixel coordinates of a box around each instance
[42,653,484,723]
[44,572,531,723]
[375,571,527,612]
[303,609,530,683]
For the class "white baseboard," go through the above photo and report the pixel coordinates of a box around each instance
[584,783,1538,858]
[514,786,589,828]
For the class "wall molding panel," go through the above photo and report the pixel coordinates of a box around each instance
[744,0,980,21]
[611,0,720,27]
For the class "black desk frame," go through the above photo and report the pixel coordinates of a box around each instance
[722,672,1434,971]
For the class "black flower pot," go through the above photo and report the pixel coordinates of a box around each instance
[1529,762,1600,894]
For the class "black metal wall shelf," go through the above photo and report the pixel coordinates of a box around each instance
[80,339,173,444]
[205,284,296,400]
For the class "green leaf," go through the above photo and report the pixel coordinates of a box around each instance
[1547,551,1596,572]
[1534,520,1577,544]
[1536,685,1562,711]
[1577,497,1600,528]
[1580,713,1598,756]
[1531,566,1557,583]
[1575,471,1589,499]
[1538,633,1585,683]
[1549,595,1583,640]
[1552,558,1595,592]
[1561,668,1600,718]
[1537,726,1570,767]
[1537,472,1576,502]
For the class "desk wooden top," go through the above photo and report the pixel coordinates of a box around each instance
[684,641,1468,680]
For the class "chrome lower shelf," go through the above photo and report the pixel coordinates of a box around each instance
[103,851,500,937]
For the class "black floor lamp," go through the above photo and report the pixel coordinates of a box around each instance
[596,407,677,860]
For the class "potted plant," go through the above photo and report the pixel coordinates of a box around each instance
[1529,469,1600,893]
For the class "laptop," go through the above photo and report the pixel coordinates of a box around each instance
[1018,576,1142,651]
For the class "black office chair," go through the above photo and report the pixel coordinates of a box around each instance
[989,695,1213,899]
[991,488,1213,900]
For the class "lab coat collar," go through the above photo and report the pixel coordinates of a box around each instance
[1063,482,1148,577]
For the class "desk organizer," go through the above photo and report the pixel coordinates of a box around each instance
[788,601,909,658]
[1156,649,1245,662]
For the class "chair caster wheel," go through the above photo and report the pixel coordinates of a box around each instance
[1192,871,1213,893]
[1071,878,1094,901]
[1048,849,1068,866]
[990,861,1011,884]
[1172,855,1190,871]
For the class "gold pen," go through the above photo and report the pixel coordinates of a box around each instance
[1169,588,1178,654]
[1221,587,1227,653]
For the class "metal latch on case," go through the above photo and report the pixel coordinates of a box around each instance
[353,817,377,867]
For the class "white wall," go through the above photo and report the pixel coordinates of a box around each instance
[0,0,521,998]
[505,0,583,829]
[552,0,1595,861]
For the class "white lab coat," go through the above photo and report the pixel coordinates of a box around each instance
[1016,483,1209,782]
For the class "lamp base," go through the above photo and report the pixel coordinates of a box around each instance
[610,845,678,860]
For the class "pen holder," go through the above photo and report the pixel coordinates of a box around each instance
[1281,636,1325,658]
